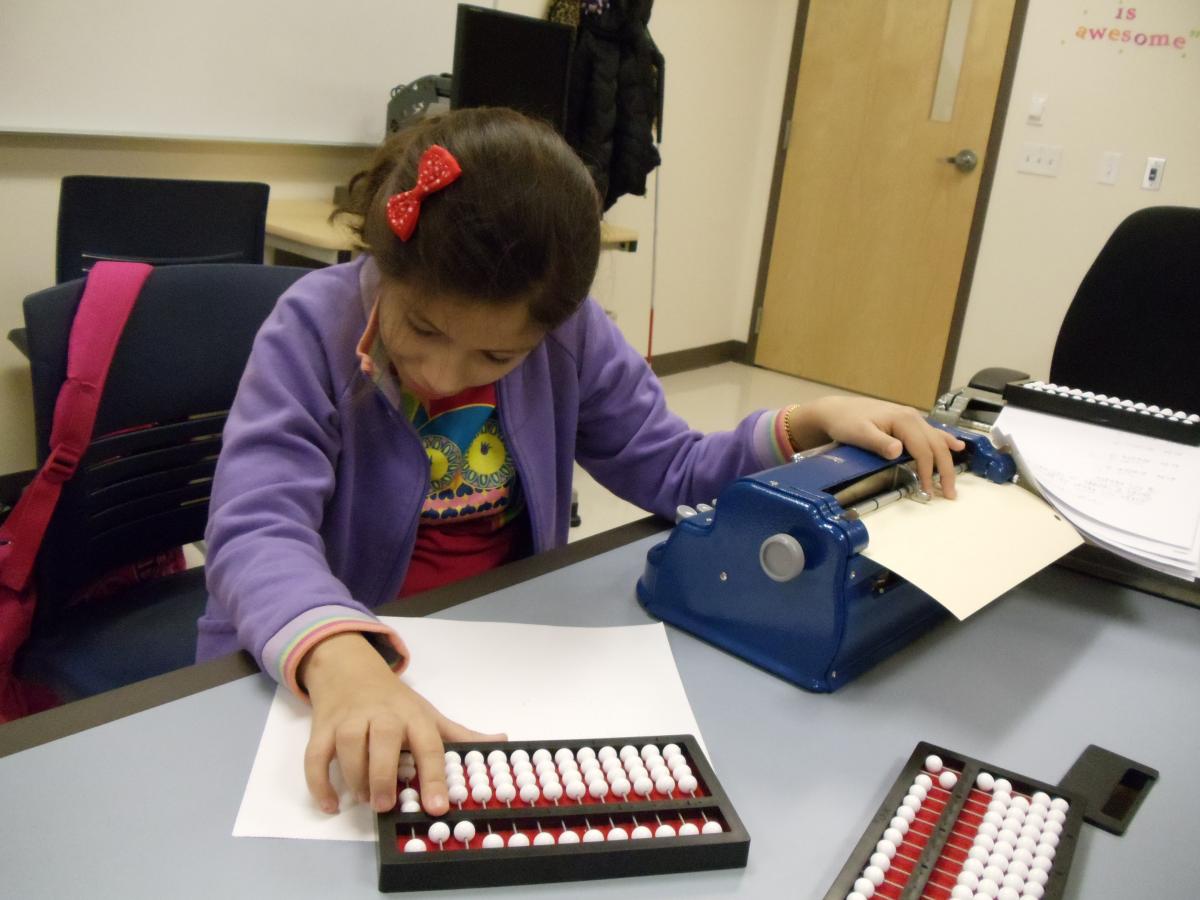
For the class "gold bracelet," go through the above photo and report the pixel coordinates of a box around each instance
[783,404,801,451]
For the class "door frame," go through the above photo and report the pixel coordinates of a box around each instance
[746,0,1030,399]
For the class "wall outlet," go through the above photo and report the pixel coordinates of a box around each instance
[1142,156,1166,190]
[1018,143,1063,177]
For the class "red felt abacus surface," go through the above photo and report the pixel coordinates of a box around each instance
[824,742,1084,900]
[375,734,749,892]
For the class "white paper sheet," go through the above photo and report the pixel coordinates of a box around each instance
[860,475,1083,619]
[233,618,704,842]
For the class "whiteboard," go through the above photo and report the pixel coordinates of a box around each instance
[0,0,464,146]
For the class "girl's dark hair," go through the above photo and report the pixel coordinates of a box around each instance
[338,107,602,330]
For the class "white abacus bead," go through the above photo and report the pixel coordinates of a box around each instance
[447,773,466,789]
[864,865,886,886]
[608,826,630,841]
[676,822,698,836]
[554,748,575,766]
[509,749,530,765]
[902,794,922,812]
[1012,848,1034,868]
[558,830,581,845]
[983,811,1004,828]
[481,833,504,849]
[495,783,517,804]
[560,769,582,785]
[611,778,632,799]
[634,776,654,797]
[602,756,623,775]
[512,760,533,776]
[670,760,692,780]
[468,773,490,790]
[951,887,974,900]
[983,864,1006,882]
[973,833,995,853]
[530,748,551,765]
[968,846,989,863]
[656,775,676,795]
[1011,796,1031,812]
[663,742,682,761]
[543,782,564,802]
[1002,872,1024,891]
[1049,797,1069,812]
[582,828,605,842]
[977,877,1000,897]
[597,745,618,763]
[876,838,898,857]
[889,816,910,835]
[650,764,671,782]
[490,765,513,783]
[909,784,928,802]
[958,871,980,890]
[1031,856,1053,873]
[471,784,493,804]
[487,749,507,766]
[655,824,676,838]
[976,772,996,791]
[535,759,557,777]
[589,780,610,800]
[882,828,904,845]
[940,771,959,789]
[1015,835,1036,853]
[993,778,1012,794]
[400,800,421,813]
[565,781,587,801]
[702,820,723,834]
[914,773,934,790]
[640,744,660,761]
[580,759,601,777]
[852,877,876,898]
[1022,883,1045,899]
[519,783,541,805]
[508,832,531,848]
[533,831,555,846]
[467,761,488,778]
[1027,867,1049,886]
[1035,843,1056,862]
[850,893,872,900]
[464,750,484,767]
[453,820,476,844]
[1039,831,1059,849]
[1046,808,1066,825]
[1006,860,1029,881]
[630,825,653,840]
[399,787,419,804]
[869,852,891,871]
[444,751,462,766]
[1043,820,1063,837]
[964,858,986,877]
[998,828,1019,846]
[997,888,1020,900]
[925,755,944,773]
[448,785,468,805]
[404,838,426,852]
[428,821,451,844]
[575,746,597,763]
[895,806,916,823]
[993,791,1012,808]
[1002,817,1024,835]
[619,745,639,763]
[515,771,536,789]
[993,842,1014,861]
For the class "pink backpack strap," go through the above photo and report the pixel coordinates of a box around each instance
[0,261,153,592]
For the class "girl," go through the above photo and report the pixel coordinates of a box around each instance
[199,107,962,819]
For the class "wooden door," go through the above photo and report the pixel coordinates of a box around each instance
[754,0,1019,408]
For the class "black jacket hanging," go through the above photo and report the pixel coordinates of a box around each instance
[563,0,664,211]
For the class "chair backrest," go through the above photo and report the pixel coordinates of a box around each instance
[1050,206,1200,414]
[21,264,308,628]
[56,176,270,284]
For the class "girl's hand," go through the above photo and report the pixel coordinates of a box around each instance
[787,396,966,498]
[298,631,506,815]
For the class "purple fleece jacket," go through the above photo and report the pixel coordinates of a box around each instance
[199,256,790,690]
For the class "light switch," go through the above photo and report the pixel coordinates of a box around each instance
[1142,156,1166,190]
[1027,93,1047,125]
[1098,152,1121,185]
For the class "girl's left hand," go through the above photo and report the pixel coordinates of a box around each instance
[786,396,966,498]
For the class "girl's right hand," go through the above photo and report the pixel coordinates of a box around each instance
[298,631,506,816]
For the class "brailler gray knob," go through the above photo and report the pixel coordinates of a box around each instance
[675,505,698,523]
[759,533,806,582]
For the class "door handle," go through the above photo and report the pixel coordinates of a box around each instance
[946,149,978,173]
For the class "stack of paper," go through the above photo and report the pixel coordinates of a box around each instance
[993,406,1200,580]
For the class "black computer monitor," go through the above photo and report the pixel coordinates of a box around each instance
[450,4,573,134]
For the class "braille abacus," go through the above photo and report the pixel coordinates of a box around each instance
[375,734,750,892]
[825,742,1084,900]
[1002,380,1200,445]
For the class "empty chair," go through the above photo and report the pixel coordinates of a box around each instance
[55,175,270,283]
[1050,206,1200,414]
[15,264,308,701]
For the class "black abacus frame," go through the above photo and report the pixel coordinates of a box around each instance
[376,733,750,892]
[823,741,1086,900]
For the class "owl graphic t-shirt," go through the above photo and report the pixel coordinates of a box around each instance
[398,383,528,596]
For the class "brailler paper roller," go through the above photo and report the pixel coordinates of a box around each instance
[636,428,1015,691]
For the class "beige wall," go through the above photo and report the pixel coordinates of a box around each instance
[951,0,1200,386]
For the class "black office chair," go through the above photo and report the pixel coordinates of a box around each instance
[56,175,270,283]
[14,264,308,701]
[1049,205,1200,414]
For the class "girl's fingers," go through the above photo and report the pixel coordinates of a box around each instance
[367,718,404,813]
[334,720,371,805]
[406,718,451,816]
[304,727,341,814]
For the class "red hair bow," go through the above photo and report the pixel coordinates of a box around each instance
[385,144,463,241]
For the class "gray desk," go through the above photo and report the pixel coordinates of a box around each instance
[2,521,1199,899]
